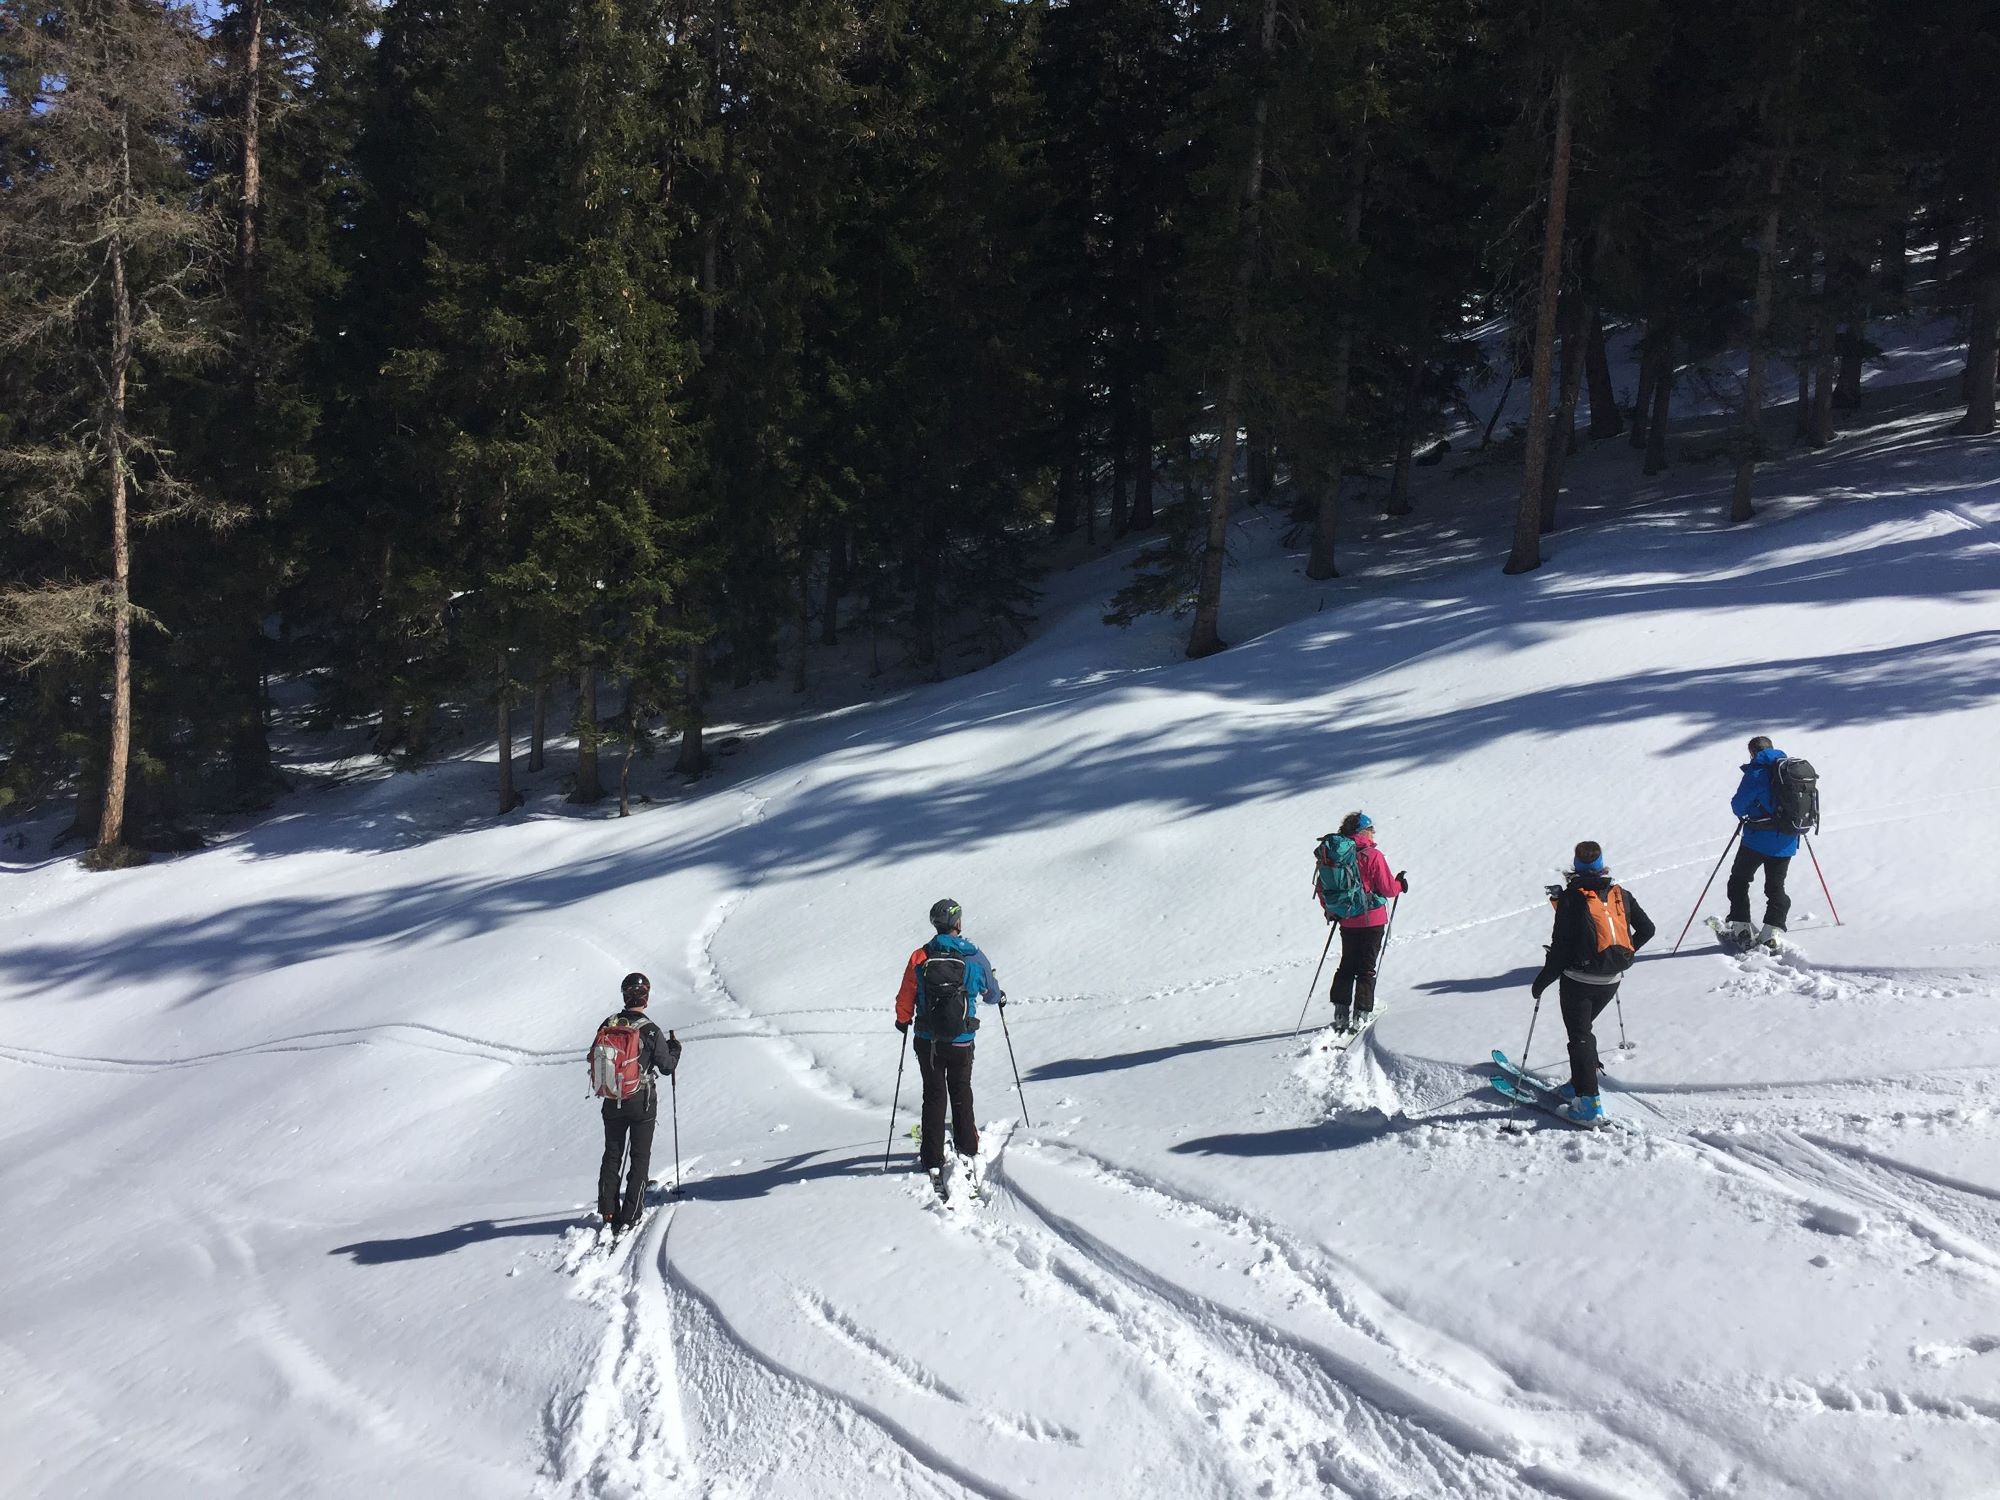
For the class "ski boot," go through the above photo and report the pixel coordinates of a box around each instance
[1754,924,1785,952]
[1560,1093,1605,1126]
[1331,1004,1351,1034]
[928,1162,952,1204]
[1720,919,1755,947]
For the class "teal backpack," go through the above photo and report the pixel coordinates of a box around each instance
[1313,834,1386,920]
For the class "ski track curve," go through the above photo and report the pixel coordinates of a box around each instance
[984,1138,1724,1500]
[666,1258,1030,1500]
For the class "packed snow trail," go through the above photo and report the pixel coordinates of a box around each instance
[4,370,2000,1497]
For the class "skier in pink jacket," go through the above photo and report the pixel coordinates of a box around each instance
[1327,812,1406,1032]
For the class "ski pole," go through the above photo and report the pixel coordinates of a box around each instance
[669,1039,682,1198]
[882,1028,909,1171]
[1518,990,1545,1076]
[1671,823,1743,953]
[1804,834,1842,925]
[1613,990,1631,1052]
[1376,894,1401,981]
[997,998,1032,1129]
[1293,923,1338,1035]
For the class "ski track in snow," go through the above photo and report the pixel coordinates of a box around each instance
[541,1212,694,1500]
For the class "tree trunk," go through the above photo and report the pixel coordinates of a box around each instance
[821,523,845,645]
[1305,182,1366,580]
[792,556,810,693]
[1810,291,1839,446]
[1053,447,1081,538]
[676,638,706,776]
[1793,346,1813,443]
[496,655,516,815]
[1385,354,1423,517]
[1585,310,1621,438]
[1630,331,1655,448]
[618,729,638,816]
[1304,331,1355,580]
[529,679,547,771]
[1541,295,1587,532]
[1730,59,1800,524]
[1245,422,1271,505]
[1110,392,1133,535]
[1130,400,1156,530]
[1186,0,1278,657]
[1933,206,1959,289]
[236,0,265,280]
[96,109,138,862]
[1504,62,1573,575]
[1957,192,2000,436]
[1834,322,1864,408]
[1482,364,1517,450]
[1644,329,1675,474]
[572,666,605,803]
[1880,219,1908,295]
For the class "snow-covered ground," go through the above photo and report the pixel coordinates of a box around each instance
[4,338,1999,1499]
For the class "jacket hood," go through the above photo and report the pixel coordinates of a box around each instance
[1566,871,1614,891]
[1742,746,1788,770]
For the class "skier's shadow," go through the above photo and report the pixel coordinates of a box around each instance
[1413,966,1540,996]
[331,1214,576,1264]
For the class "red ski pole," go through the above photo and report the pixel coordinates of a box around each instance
[1804,834,1842,925]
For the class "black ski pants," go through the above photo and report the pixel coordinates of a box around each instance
[1559,976,1617,1100]
[915,1038,978,1170]
[1331,924,1387,1015]
[1725,846,1792,929]
[598,1090,657,1226]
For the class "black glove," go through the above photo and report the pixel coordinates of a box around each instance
[665,1035,683,1072]
[995,990,1008,1009]
[896,1020,910,1034]
[1396,870,1410,894]
[1530,976,1551,1000]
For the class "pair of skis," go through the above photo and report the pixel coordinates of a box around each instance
[1489,1049,1615,1130]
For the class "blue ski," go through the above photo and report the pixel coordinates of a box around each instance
[1489,1049,1622,1129]
[1490,1049,1561,1095]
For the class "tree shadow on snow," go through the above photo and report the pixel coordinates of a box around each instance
[1172,1104,1499,1159]
[330,1214,577,1264]
[8,390,2000,1002]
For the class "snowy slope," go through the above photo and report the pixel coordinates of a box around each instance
[4,369,2000,1500]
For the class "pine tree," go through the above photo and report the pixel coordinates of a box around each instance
[0,0,231,863]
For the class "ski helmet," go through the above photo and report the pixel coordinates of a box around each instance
[621,972,651,1005]
[929,898,962,932]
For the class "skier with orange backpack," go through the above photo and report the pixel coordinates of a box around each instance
[1529,842,1655,1124]
[587,972,682,1233]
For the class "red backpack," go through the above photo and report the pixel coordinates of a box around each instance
[588,1015,651,1100]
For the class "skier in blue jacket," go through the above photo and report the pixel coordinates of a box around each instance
[1726,736,1799,945]
[894,899,1002,1196]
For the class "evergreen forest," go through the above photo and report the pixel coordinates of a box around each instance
[2,0,1995,863]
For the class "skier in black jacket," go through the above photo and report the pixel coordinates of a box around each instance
[593,972,681,1232]
[1532,843,1655,1124]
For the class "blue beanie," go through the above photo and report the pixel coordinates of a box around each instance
[1574,853,1606,874]
[1354,813,1373,831]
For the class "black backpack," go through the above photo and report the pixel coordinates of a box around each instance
[1759,757,1821,836]
[920,945,977,1038]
